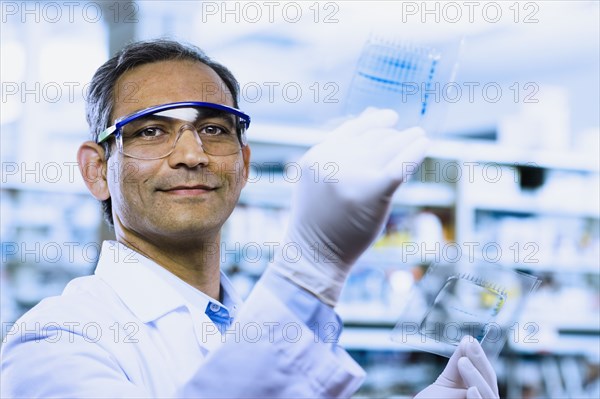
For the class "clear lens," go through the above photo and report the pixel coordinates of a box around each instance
[119,106,245,159]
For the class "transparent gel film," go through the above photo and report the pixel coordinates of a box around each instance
[345,34,464,134]
[391,262,541,359]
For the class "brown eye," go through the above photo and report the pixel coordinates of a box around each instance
[137,127,167,138]
[201,125,225,136]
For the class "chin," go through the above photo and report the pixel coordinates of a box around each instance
[153,218,223,238]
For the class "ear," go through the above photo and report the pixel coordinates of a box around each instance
[77,141,110,201]
[241,144,251,188]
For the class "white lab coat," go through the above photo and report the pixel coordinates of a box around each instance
[1,241,365,398]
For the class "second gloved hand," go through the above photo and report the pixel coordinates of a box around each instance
[270,109,430,306]
[415,336,499,399]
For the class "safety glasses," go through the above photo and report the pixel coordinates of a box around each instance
[97,101,251,159]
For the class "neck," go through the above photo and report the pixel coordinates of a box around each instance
[115,229,222,302]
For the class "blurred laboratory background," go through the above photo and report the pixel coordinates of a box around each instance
[1,1,599,398]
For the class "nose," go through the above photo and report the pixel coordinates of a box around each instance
[167,125,209,168]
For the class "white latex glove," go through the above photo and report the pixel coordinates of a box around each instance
[270,109,430,306]
[415,336,500,399]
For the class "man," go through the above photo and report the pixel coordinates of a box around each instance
[1,39,499,398]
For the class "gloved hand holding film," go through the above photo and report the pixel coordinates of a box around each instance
[415,336,500,399]
[270,109,430,306]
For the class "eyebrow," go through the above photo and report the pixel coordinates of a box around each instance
[125,113,238,130]
[124,115,174,128]
[190,111,237,126]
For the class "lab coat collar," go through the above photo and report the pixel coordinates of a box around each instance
[94,240,229,323]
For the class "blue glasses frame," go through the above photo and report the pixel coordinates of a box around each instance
[97,101,251,144]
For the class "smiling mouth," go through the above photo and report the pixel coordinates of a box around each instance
[158,185,217,195]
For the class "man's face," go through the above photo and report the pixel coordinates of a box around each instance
[106,60,250,244]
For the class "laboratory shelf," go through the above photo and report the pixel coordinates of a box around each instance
[470,197,600,219]
[505,261,600,274]
[248,124,327,147]
[336,303,400,327]
[393,183,455,208]
[508,334,600,358]
[341,326,600,358]
[248,125,600,173]
[238,180,292,208]
[340,327,411,352]
[238,171,456,210]
[427,140,600,173]
[1,178,90,195]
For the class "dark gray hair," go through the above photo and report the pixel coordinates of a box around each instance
[85,39,241,227]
